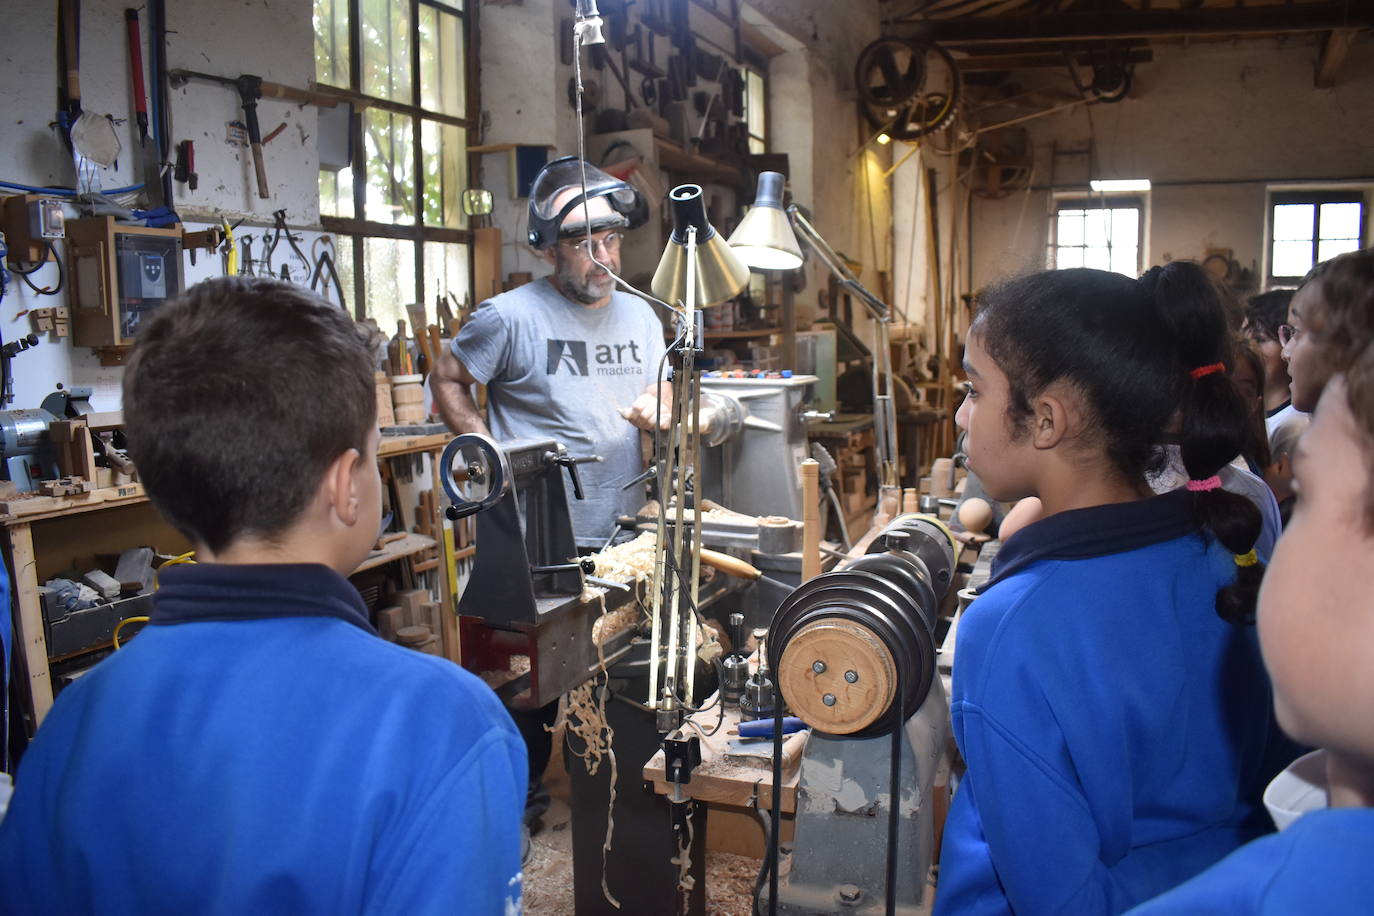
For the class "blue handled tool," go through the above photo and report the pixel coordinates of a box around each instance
[731,717,806,738]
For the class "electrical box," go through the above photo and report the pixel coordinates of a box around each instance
[2,194,65,264]
[67,216,183,362]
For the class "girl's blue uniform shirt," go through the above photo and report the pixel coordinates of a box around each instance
[935,492,1297,915]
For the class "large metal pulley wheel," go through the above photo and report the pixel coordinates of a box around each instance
[855,38,962,141]
[440,433,512,521]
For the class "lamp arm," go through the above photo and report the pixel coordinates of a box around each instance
[786,204,890,322]
[786,204,901,491]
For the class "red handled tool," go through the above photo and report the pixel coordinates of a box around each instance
[125,7,164,206]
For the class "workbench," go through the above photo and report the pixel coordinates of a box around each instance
[2,431,455,733]
[643,701,808,816]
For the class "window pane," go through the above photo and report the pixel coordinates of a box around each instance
[746,70,766,146]
[361,0,412,102]
[421,120,468,229]
[419,6,466,116]
[1111,208,1139,247]
[364,109,415,225]
[1271,240,1314,278]
[319,167,355,219]
[1272,204,1315,242]
[1109,246,1139,278]
[314,0,351,87]
[364,237,417,332]
[1317,237,1361,264]
[424,241,471,315]
[335,235,356,314]
[1056,247,1084,269]
[1057,212,1084,247]
[1319,202,1363,241]
[1083,246,1111,271]
[1083,209,1110,247]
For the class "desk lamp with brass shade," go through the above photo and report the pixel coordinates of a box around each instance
[729,171,901,497]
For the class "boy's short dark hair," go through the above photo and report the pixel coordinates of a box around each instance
[1244,289,1293,341]
[123,277,377,553]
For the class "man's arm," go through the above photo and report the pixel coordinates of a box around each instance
[431,347,491,436]
[620,380,673,431]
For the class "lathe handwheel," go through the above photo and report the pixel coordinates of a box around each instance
[440,433,512,521]
[778,619,897,735]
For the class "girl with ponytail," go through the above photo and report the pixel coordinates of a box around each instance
[934,263,1299,916]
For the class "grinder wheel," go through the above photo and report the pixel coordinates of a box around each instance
[778,619,897,735]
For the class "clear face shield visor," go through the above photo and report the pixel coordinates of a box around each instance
[527,156,646,249]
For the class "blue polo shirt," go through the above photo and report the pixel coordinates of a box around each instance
[935,491,1297,915]
[1127,808,1374,914]
[0,562,525,915]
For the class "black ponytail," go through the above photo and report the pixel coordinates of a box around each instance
[974,263,1264,625]
[1141,263,1264,623]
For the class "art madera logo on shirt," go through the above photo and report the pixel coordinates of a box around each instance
[546,339,645,377]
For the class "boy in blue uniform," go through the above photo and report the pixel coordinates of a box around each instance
[0,278,525,914]
[934,264,1296,915]
[1128,273,1374,914]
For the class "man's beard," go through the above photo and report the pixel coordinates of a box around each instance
[555,256,614,305]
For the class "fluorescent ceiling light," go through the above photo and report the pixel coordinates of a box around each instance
[1090,179,1151,192]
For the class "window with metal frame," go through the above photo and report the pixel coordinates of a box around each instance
[313,0,474,331]
[744,67,766,155]
[1050,196,1143,278]
[1268,191,1366,286]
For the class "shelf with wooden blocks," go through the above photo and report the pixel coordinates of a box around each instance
[355,533,439,575]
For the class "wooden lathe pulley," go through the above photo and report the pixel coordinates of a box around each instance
[768,515,957,737]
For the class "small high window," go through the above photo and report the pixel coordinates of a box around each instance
[1268,191,1365,285]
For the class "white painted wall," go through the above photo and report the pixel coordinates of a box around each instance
[968,38,1374,293]
[2,0,319,412]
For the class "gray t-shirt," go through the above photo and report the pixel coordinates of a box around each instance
[451,277,666,547]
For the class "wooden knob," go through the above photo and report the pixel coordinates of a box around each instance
[998,496,1044,542]
[778,619,896,735]
[957,497,993,534]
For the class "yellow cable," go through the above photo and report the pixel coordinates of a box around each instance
[112,616,150,650]
[153,551,197,589]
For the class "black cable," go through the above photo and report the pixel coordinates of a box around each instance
[885,687,905,916]
[768,705,783,915]
[751,791,773,916]
[15,242,63,295]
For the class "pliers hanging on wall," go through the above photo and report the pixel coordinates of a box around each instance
[310,236,348,313]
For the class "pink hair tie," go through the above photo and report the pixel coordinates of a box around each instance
[1189,362,1226,380]
[1186,475,1222,492]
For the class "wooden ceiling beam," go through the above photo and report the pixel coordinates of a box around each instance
[892,5,1373,46]
[957,48,1153,72]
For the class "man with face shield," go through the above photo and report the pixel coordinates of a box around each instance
[433,156,670,545]
[431,157,671,841]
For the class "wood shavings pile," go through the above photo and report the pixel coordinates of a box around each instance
[586,531,659,584]
[591,604,640,645]
[476,654,529,689]
[563,599,623,909]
